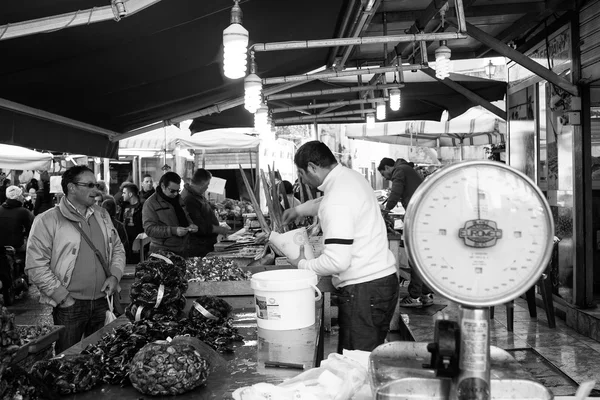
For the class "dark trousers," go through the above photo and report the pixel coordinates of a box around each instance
[407,259,432,299]
[336,273,399,353]
[53,297,108,354]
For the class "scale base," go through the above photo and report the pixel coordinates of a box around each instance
[377,377,552,400]
[370,342,552,400]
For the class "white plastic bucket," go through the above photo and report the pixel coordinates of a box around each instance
[269,227,315,260]
[251,269,322,330]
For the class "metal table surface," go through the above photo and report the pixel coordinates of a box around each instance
[61,302,324,399]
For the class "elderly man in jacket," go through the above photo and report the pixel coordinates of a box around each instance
[26,166,126,353]
[142,172,197,256]
[378,157,433,308]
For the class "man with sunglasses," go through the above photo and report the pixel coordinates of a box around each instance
[25,166,126,353]
[142,172,197,256]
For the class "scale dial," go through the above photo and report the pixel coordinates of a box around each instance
[404,161,554,307]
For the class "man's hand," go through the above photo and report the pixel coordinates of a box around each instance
[289,245,306,267]
[187,224,199,233]
[175,227,189,237]
[215,226,232,235]
[59,295,75,308]
[101,275,119,296]
[282,208,300,225]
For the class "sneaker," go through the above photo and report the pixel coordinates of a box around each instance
[420,293,434,307]
[398,295,423,308]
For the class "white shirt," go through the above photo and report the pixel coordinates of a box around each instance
[298,165,396,288]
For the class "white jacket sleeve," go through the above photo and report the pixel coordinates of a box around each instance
[298,201,354,276]
[294,197,323,217]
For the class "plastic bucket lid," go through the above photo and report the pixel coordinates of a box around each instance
[251,269,318,292]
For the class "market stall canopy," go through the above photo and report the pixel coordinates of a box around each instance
[120,126,260,152]
[0,0,575,156]
[346,106,506,147]
[0,144,53,171]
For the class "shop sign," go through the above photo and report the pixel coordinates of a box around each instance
[508,25,572,90]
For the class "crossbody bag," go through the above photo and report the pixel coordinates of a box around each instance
[70,221,124,315]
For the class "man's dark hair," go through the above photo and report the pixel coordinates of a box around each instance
[377,157,395,172]
[61,165,93,196]
[282,180,293,195]
[294,141,337,170]
[122,183,140,197]
[191,169,212,185]
[101,198,117,217]
[159,171,181,187]
[143,174,152,180]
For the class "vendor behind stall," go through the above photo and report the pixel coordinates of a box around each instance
[142,172,197,257]
[181,168,232,257]
[283,141,398,353]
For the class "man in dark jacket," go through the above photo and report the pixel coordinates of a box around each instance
[142,172,197,256]
[181,169,231,257]
[0,186,34,251]
[139,174,155,202]
[378,157,433,308]
[378,158,423,212]
[118,183,144,264]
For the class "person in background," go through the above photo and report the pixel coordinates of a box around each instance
[282,141,399,353]
[101,199,129,262]
[181,169,232,257]
[113,181,133,215]
[142,172,198,256]
[0,186,34,252]
[118,183,144,264]
[26,178,39,193]
[139,174,155,202]
[0,179,11,205]
[281,180,301,210]
[25,165,125,353]
[34,172,54,216]
[377,157,433,308]
[23,188,37,212]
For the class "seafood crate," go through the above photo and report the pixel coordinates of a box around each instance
[23,325,64,354]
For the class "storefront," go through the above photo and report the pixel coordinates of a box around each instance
[507,3,600,311]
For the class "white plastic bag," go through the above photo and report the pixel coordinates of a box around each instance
[232,353,367,400]
[104,294,117,325]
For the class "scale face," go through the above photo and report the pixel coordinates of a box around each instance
[404,161,555,307]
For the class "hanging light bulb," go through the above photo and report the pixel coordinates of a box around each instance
[376,102,386,120]
[435,40,452,80]
[254,104,269,133]
[366,113,375,129]
[389,88,401,111]
[223,0,249,79]
[244,52,262,113]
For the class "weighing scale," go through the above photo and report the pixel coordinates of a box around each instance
[370,161,555,400]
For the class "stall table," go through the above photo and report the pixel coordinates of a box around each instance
[61,302,324,399]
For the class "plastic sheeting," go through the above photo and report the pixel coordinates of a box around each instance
[346,107,506,148]
[0,144,53,170]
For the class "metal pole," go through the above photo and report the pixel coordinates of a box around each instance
[263,64,423,85]
[274,108,375,123]
[251,32,468,52]
[267,83,403,101]
[271,98,385,113]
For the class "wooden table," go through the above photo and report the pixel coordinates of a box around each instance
[61,302,324,399]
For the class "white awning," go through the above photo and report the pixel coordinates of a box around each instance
[0,144,53,170]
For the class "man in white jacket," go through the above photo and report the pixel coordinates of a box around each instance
[283,141,398,352]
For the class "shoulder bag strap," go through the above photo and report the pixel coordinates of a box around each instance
[70,220,112,279]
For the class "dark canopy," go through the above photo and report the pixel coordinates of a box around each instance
[0,0,574,156]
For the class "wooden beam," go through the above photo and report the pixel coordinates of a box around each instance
[464,21,578,95]
[421,68,506,120]
[475,13,540,58]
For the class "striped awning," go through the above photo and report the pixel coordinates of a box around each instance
[346,107,506,148]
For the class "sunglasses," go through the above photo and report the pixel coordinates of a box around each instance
[167,188,179,194]
[74,182,102,189]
